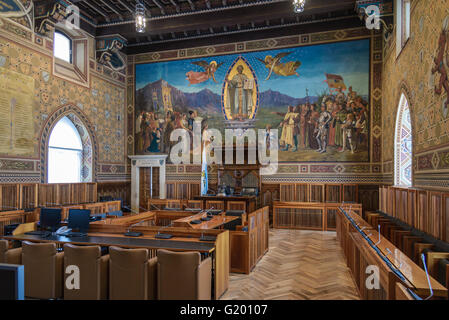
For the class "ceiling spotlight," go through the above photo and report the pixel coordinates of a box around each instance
[136,0,146,33]
[293,0,306,13]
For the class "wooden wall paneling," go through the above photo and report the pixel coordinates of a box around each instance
[87,183,97,203]
[280,184,295,202]
[309,184,324,202]
[97,182,129,207]
[357,185,379,217]
[417,190,428,232]
[443,194,449,242]
[407,189,417,227]
[429,191,443,239]
[166,182,176,199]
[58,184,71,205]
[295,183,309,202]
[176,183,189,200]
[19,184,38,210]
[0,184,19,211]
[387,186,394,216]
[38,184,58,207]
[342,184,358,202]
[326,208,338,230]
[189,183,201,199]
[325,184,341,203]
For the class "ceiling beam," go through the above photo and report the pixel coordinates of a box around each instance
[98,0,124,21]
[186,0,195,11]
[169,0,181,13]
[116,0,134,13]
[126,15,363,54]
[152,0,166,15]
[96,0,356,36]
[74,0,111,23]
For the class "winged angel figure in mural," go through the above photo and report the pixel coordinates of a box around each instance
[257,52,301,80]
[186,60,224,85]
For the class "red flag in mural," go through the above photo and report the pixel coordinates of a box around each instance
[325,73,347,92]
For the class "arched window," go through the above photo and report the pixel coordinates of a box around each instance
[54,30,72,63]
[394,93,413,186]
[48,117,82,183]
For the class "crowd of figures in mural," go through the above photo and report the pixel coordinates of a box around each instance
[276,86,369,155]
[135,39,370,162]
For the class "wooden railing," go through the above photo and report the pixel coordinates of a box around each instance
[379,186,449,242]
[0,210,28,236]
[0,182,132,212]
[273,201,362,231]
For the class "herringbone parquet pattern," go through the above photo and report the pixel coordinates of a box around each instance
[221,229,360,300]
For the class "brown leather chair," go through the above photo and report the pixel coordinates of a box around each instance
[22,241,64,299]
[63,244,109,300]
[109,246,157,300]
[157,249,211,300]
[0,239,22,264]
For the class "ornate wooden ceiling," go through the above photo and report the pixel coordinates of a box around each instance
[36,0,364,53]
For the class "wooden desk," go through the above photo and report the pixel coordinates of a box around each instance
[4,233,215,252]
[172,211,239,230]
[194,195,257,212]
[4,225,229,299]
[337,208,448,299]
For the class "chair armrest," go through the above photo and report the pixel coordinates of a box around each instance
[5,247,22,264]
[148,257,158,300]
[55,252,64,298]
[197,257,212,300]
[99,254,109,300]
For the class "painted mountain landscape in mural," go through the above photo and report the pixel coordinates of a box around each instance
[135,39,370,162]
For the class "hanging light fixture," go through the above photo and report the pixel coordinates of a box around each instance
[136,0,146,33]
[293,0,306,13]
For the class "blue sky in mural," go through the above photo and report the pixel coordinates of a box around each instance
[135,39,369,98]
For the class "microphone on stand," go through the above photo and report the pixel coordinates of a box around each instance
[123,219,149,237]
[155,221,174,239]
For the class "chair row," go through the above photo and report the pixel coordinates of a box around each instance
[366,211,449,289]
[148,199,247,213]
[0,239,211,300]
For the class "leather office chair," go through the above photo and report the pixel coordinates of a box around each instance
[22,241,64,299]
[63,244,109,300]
[109,246,157,300]
[0,239,22,264]
[157,249,211,300]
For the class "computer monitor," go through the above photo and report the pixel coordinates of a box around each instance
[40,208,62,231]
[68,209,91,233]
[0,264,24,300]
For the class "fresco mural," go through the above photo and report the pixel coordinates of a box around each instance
[135,39,370,162]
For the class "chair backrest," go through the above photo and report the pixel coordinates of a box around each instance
[63,244,102,300]
[0,240,8,263]
[22,241,57,299]
[109,246,149,300]
[107,211,123,217]
[157,249,201,300]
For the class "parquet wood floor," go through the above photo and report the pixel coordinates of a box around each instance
[220,229,360,300]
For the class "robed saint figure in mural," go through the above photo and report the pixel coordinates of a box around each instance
[225,65,254,120]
